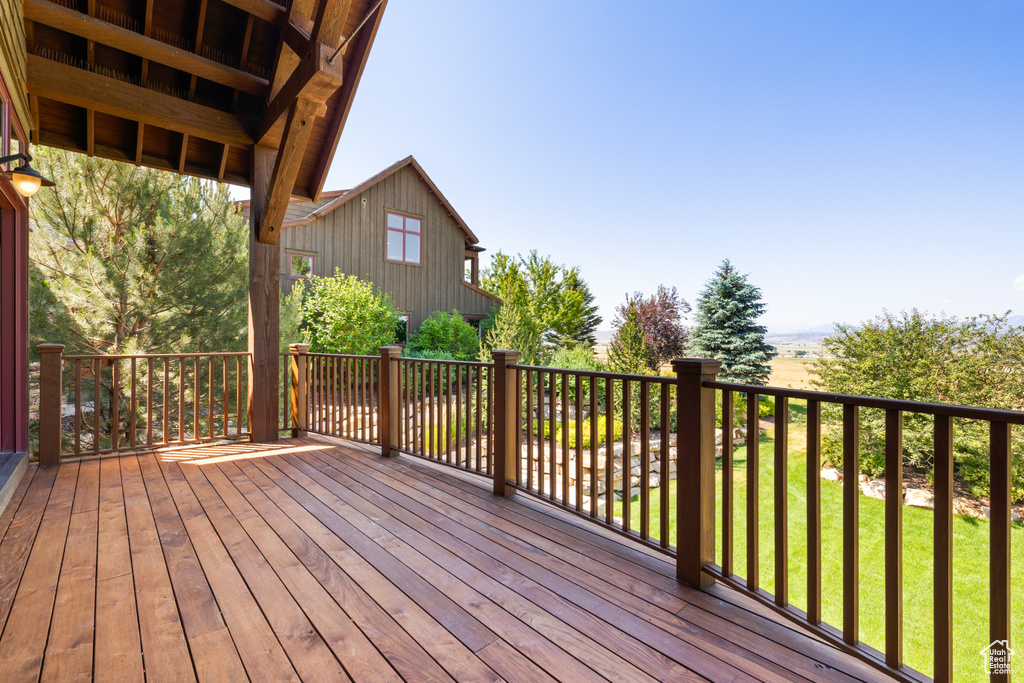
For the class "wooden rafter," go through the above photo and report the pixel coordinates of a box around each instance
[256,39,342,145]
[218,0,286,23]
[257,98,321,244]
[28,55,252,147]
[25,0,270,96]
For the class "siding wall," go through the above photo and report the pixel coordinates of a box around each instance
[277,165,497,331]
[0,0,28,134]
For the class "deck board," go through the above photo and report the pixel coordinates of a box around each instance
[0,436,902,682]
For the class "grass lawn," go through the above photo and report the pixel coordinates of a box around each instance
[615,400,1024,680]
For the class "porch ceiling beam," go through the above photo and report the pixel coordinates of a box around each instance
[256,40,342,145]
[257,98,321,244]
[28,55,253,147]
[311,0,351,47]
[24,0,270,96]
[218,0,286,23]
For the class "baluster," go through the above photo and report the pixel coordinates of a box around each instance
[446,364,453,463]
[575,374,584,512]
[193,357,200,441]
[842,404,860,645]
[456,365,464,466]
[747,392,760,591]
[208,356,214,439]
[561,372,570,505]
[806,400,822,625]
[933,414,953,681]
[990,421,1011,680]
[146,358,153,445]
[590,376,599,519]
[517,369,524,485]
[112,358,120,451]
[660,382,671,547]
[774,397,789,606]
[721,390,734,571]
[639,380,650,538]
[622,378,631,533]
[526,370,534,489]
[75,359,82,454]
[129,357,137,447]
[604,377,614,525]
[884,409,903,668]
[93,357,102,453]
[178,357,185,442]
[222,357,229,437]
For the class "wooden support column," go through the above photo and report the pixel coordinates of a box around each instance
[491,350,520,496]
[673,358,721,589]
[37,344,64,467]
[248,145,281,442]
[379,346,400,457]
[289,343,309,437]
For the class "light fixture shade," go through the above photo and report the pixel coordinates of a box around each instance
[1,162,55,198]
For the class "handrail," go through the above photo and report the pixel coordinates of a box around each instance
[705,379,1024,424]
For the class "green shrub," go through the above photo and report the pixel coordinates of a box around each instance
[298,270,399,355]
[407,310,479,361]
[530,414,623,451]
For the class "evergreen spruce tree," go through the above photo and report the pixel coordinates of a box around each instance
[29,148,248,355]
[551,268,602,349]
[690,260,775,384]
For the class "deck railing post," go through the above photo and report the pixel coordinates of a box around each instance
[379,346,401,456]
[491,350,521,496]
[38,344,66,467]
[289,343,310,437]
[673,358,721,589]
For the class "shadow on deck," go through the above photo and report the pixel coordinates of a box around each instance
[0,436,897,681]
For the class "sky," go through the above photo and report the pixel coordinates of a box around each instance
[236,0,1024,333]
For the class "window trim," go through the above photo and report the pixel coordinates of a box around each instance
[288,252,315,278]
[385,210,423,265]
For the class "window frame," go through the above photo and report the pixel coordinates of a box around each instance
[288,252,315,279]
[385,210,423,265]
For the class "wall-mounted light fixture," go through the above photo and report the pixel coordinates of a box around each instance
[0,152,55,198]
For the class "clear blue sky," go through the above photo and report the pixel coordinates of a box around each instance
[239,0,1024,332]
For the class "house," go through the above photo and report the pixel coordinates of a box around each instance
[241,156,500,335]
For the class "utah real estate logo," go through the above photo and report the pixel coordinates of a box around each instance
[982,640,1014,676]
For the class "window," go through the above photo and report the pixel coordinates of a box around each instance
[386,211,421,264]
[289,253,314,278]
[395,314,410,344]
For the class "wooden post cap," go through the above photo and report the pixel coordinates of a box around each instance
[491,350,521,362]
[379,346,402,357]
[37,344,66,353]
[671,358,722,375]
[288,343,310,353]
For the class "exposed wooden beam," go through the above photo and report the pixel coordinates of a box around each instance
[28,55,253,147]
[257,98,320,244]
[178,133,189,173]
[86,108,94,156]
[256,40,342,145]
[220,0,285,23]
[311,0,350,47]
[25,0,270,96]
[217,144,230,181]
[140,0,153,79]
[312,0,387,200]
[189,0,209,96]
[29,95,40,144]
[135,122,144,164]
[283,20,310,56]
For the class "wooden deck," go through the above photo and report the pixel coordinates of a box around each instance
[0,436,898,682]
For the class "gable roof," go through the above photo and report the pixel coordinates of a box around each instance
[273,155,481,245]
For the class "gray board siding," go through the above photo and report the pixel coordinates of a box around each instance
[277,165,496,331]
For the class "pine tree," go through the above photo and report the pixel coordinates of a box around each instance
[552,268,602,349]
[690,259,775,384]
[29,148,248,355]
[607,303,652,374]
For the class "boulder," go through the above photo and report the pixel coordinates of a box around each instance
[905,488,934,509]
[821,467,842,482]
[861,480,885,500]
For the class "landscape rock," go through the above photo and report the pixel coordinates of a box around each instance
[821,467,841,482]
[952,497,980,518]
[858,473,870,484]
[861,480,885,500]
[905,488,935,509]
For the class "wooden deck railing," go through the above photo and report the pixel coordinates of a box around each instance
[702,375,1022,682]
[37,344,250,464]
